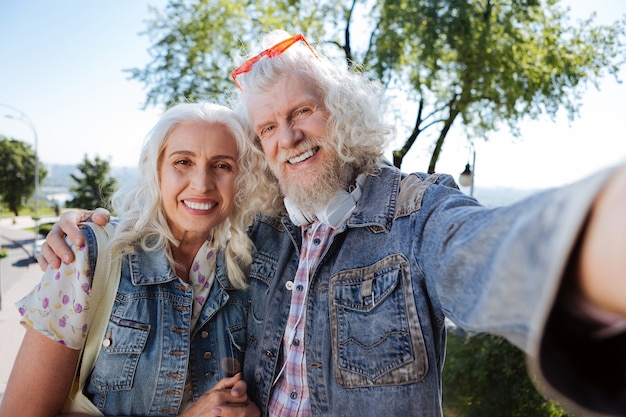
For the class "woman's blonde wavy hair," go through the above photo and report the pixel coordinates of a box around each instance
[108,102,271,289]
[231,29,396,211]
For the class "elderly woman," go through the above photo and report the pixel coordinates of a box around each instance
[0,103,269,417]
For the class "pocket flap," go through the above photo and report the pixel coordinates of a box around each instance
[332,263,401,312]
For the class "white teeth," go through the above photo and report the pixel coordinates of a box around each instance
[184,200,216,210]
[288,148,316,164]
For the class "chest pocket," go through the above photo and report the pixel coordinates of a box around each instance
[90,315,150,391]
[329,253,428,387]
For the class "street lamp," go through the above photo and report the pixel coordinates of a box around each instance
[1,104,40,256]
[0,245,6,310]
[458,149,476,197]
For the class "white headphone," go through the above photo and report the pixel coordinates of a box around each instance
[284,174,366,229]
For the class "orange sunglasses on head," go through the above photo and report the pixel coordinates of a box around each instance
[231,33,318,90]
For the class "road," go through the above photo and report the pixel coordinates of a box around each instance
[0,216,58,403]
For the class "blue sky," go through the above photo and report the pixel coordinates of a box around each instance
[1,1,625,190]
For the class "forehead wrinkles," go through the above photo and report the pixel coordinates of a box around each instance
[250,91,320,127]
[163,123,238,155]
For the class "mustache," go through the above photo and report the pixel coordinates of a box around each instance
[276,137,325,164]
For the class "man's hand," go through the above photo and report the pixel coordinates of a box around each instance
[37,208,111,270]
[579,163,626,316]
[182,373,260,417]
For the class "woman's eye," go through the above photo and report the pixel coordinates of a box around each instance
[214,163,234,174]
[174,159,191,166]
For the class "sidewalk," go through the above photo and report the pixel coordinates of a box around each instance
[0,260,39,402]
[0,216,57,403]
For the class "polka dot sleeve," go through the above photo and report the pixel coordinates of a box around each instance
[16,237,93,350]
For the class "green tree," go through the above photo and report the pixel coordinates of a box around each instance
[443,331,572,417]
[0,136,48,216]
[68,155,118,211]
[127,0,625,172]
[377,0,626,172]
[126,0,330,107]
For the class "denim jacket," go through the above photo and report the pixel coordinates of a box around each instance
[244,161,613,417]
[81,226,249,416]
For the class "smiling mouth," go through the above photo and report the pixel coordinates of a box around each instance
[288,147,319,164]
[183,200,216,210]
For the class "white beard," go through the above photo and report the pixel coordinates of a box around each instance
[273,144,354,215]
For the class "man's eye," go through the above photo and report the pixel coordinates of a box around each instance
[295,107,313,118]
[257,126,276,139]
[259,125,275,137]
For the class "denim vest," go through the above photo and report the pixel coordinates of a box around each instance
[243,160,610,417]
[81,226,248,416]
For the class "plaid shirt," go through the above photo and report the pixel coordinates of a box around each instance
[268,222,334,417]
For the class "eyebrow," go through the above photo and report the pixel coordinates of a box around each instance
[167,150,238,160]
[212,154,238,161]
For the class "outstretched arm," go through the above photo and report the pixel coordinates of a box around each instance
[578,163,626,316]
[537,163,626,415]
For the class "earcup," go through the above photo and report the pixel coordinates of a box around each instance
[284,174,366,228]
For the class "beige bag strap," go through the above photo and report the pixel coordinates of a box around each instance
[78,222,121,387]
[64,222,121,415]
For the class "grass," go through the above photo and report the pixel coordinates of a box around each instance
[0,205,57,219]
[25,223,54,237]
[1,204,58,237]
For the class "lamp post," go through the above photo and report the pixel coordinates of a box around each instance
[458,149,476,197]
[2,104,40,256]
[0,245,6,310]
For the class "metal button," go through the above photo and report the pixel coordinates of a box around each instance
[285,281,294,290]
[203,351,212,360]
[102,338,111,348]
[265,350,275,358]
[201,331,209,339]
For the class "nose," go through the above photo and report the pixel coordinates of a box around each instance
[277,123,304,149]
[190,165,216,192]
